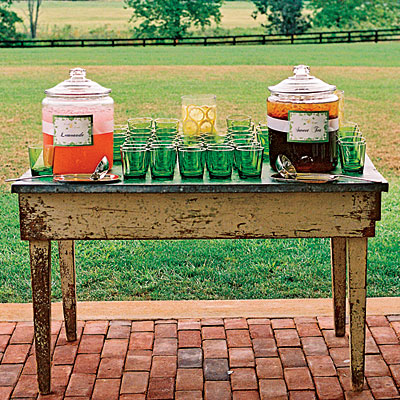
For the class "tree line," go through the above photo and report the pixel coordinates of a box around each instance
[1,0,400,41]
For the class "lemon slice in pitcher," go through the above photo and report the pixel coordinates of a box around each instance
[188,106,205,121]
[200,120,213,134]
[182,119,199,136]
[205,106,216,122]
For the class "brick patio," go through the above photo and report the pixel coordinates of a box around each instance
[1,314,400,399]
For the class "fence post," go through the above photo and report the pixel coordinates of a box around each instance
[233,36,236,45]
[111,39,114,47]
[319,33,323,43]
[142,39,145,47]
[291,34,294,44]
[348,32,351,42]
[204,37,207,46]
[375,30,378,43]
[262,35,266,45]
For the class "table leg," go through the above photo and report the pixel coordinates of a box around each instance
[29,240,51,395]
[330,237,347,337]
[59,240,77,342]
[347,237,368,392]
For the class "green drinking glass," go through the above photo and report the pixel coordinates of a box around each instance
[149,143,177,180]
[155,118,180,131]
[178,146,206,179]
[155,127,178,135]
[256,124,269,161]
[124,134,152,145]
[128,127,153,138]
[226,114,252,130]
[153,132,178,144]
[127,117,153,130]
[28,145,54,176]
[231,133,255,146]
[201,133,230,145]
[235,144,264,179]
[206,144,234,179]
[113,124,128,163]
[121,145,149,180]
[181,135,203,146]
[228,126,253,136]
[337,122,362,139]
[338,136,366,173]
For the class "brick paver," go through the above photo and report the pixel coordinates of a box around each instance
[3,315,400,399]
[256,357,283,379]
[178,348,202,368]
[202,326,226,340]
[92,378,120,400]
[177,318,201,331]
[178,330,201,347]
[125,349,152,371]
[204,358,229,381]
[150,356,177,378]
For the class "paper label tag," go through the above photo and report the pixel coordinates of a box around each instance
[53,115,93,146]
[288,111,329,143]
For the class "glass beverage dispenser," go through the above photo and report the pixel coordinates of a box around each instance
[267,65,339,172]
[42,68,114,174]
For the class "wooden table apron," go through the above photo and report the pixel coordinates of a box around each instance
[12,161,388,394]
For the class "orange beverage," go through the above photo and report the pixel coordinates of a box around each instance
[42,105,113,174]
[42,68,114,174]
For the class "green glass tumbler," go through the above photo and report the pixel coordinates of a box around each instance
[202,133,230,146]
[338,136,366,173]
[178,146,206,179]
[153,130,178,143]
[155,118,180,131]
[206,144,234,179]
[228,126,253,135]
[113,124,127,163]
[337,122,361,139]
[235,144,264,179]
[150,143,177,180]
[121,145,149,180]
[128,117,153,130]
[29,145,54,176]
[125,134,152,146]
[181,135,203,147]
[226,114,252,130]
[256,124,269,161]
[231,133,255,146]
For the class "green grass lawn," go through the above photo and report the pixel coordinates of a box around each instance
[1,42,400,67]
[0,43,399,302]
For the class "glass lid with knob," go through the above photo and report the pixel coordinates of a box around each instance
[45,67,111,97]
[268,65,336,96]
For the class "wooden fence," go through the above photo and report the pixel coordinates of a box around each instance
[1,27,399,48]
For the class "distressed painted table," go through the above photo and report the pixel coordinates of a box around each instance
[12,156,388,394]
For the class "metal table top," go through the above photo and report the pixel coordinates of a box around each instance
[11,156,388,195]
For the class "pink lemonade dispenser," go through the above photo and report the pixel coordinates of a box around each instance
[42,68,114,174]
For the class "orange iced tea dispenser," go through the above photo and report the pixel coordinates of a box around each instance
[267,65,339,173]
[42,68,114,174]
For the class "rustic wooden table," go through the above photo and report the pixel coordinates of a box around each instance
[12,156,388,394]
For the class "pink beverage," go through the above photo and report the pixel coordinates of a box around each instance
[42,68,114,174]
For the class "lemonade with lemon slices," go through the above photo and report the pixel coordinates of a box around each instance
[181,95,217,137]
